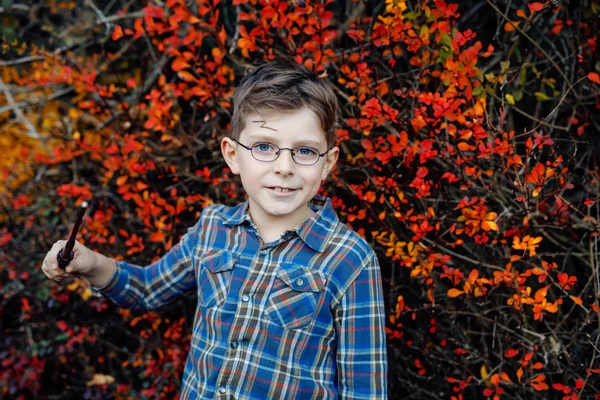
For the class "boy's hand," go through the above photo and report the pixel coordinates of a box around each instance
[41,240,101,283]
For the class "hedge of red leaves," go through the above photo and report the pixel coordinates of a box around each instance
[1,0,600,398]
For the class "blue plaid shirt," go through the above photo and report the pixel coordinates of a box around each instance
[96,196,387,399]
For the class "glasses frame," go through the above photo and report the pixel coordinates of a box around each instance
[234,139,330,166]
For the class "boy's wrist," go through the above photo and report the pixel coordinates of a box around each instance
[89,252,116,288]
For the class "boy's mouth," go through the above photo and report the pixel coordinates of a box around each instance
[268,186,298,193]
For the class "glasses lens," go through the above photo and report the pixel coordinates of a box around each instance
[293,146,320,165]
[252,143,278,161]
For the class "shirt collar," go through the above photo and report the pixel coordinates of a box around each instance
[222,195,338,252]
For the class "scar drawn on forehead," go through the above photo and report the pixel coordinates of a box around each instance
[252,120,278,131]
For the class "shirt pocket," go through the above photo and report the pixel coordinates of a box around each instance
[198,249,238,308]
[266,265,325,330]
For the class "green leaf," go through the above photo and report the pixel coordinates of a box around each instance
[404,10,421,20]
[514,90,523,101]
[519,68,527,87]
[534,92,550,101]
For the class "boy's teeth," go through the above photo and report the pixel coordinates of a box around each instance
[273,187,293,192]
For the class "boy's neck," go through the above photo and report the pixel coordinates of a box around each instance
[248,203,315,244]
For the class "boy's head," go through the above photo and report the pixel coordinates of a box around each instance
[229,62,340,149]
[221,63,341,229]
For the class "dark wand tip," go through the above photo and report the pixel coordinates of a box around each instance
[57,201,88,270]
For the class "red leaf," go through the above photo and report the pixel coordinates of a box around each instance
[588,72,600,84]
[504,349,519,358]
[57,320,68,332]
[528,2,545,12]
[112,25,124,41]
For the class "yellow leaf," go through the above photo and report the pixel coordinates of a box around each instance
[505,94,516,105]
[480,363,489,379]
[81,288,92,301]
[87,374,115,386]
[482,221,499,231]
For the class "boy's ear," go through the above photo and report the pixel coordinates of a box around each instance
[221,137,240,175]
[320,146,339,180]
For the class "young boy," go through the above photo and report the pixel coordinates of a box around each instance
[42,63,388,399]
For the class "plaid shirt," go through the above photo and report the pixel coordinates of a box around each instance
[96,196,387,399]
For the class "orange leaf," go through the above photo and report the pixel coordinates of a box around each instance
[517,367,524,382]
[172,58,190,71]
[457,142,471,151]
[116,176,128,186]
[570,295,583,305]
[448,288,465,298]
[178,71,197,82]
[588,72,600,84]
[530,362,544,370]
[500,372,513,383]
[504,21,518,32]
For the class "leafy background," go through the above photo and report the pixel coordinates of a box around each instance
[1,0,600,398]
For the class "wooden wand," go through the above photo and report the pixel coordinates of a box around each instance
[57,201,88,270]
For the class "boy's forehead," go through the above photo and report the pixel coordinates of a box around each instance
[240,110,327,144]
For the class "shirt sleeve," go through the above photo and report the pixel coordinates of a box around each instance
[93,219,202,312]
[333,254,388,399]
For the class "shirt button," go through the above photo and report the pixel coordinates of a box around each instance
[231,342,238,349]
[242,294,250,302]
[259,249,267,256]
[218,386,227,394]
[295,278,304,287]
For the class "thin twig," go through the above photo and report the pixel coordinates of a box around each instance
[0,86,74,114]
[515,75,588,138]
[0,77,42,139]
[484,0,573,87]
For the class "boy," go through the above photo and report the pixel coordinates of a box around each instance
[42,63,388,399]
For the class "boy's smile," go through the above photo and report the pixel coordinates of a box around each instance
[221,107,339,238]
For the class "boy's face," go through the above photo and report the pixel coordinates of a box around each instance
[221,107,339,228]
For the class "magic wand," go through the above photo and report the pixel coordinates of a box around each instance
[57,201,88,270]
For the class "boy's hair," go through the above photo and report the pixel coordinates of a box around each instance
[229,63,340,149]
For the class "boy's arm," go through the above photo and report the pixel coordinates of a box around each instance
[333,254,388,399]
[94,220,201,312]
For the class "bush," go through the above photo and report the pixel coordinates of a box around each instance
[1,0,599,398]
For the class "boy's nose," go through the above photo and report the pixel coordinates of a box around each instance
[272,149,295,175]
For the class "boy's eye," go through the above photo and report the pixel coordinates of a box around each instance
[254,143,275,152]
[295,147,318,156]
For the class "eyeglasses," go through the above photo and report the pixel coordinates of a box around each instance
[234,140,330,166]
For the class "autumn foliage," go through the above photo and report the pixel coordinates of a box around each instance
[1,0,600,398]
